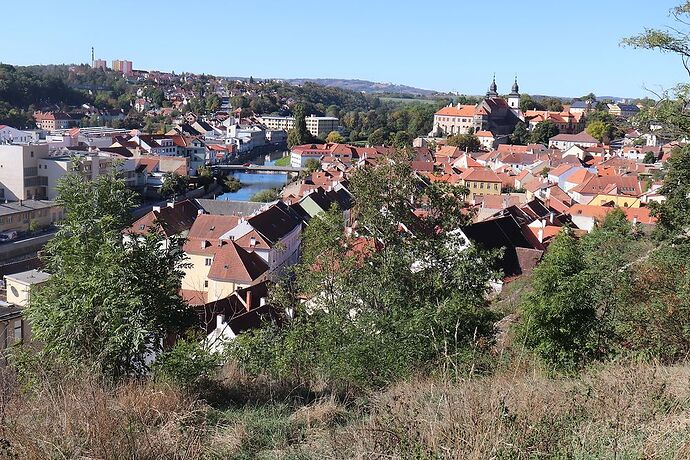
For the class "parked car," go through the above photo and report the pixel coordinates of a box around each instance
[0,230,18,243]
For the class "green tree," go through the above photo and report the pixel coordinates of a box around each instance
[643,151,657,163]
[205,93,221,113]
[649,145,690,237]
[25,173,194,378]
[325,131,344,143]
[160,172,188,198]
[153,337,219,390]
[250,188,280,202]
[520,229,596,368]
[229,149,498,387]
[530,121,560,145]
[519,94,544,112]
[447,133,481,151]
[510,121,529,145]
[287,103,311,148]
[622,2,690,138]
[586,120,608,142]
[391,130,412,148]
[367,127,388,146]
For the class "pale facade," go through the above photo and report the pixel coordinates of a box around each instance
[0,143,50,201]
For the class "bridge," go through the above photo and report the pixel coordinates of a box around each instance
[211,164,305,173]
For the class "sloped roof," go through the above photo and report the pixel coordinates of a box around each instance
[127,200,199,237]
[207,241,268,284]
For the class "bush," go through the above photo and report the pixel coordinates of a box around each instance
[154,339,220,391]
[250,189,280,202]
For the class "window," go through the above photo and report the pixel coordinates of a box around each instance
[204,280,209,288]
[13,320,22,343]
[205,258,212,266]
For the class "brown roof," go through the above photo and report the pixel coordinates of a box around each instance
[187,214,240,243]
[127,200,199,237]
[206,241,268,284]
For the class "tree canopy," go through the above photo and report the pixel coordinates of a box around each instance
[25,172,195,379]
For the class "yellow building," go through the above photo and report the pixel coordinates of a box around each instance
[1,270,51,359]
[182,236,268,305]
[459,168,503,200]
[587,193,641,208]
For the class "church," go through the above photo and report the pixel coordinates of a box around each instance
[431,77,523,138]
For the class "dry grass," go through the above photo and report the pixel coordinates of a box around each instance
[0,370,207,460]
[321,361,690,459]
[4,360,690,459]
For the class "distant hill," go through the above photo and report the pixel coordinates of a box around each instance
[282,78,438,96]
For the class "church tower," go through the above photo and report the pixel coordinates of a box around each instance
[508,76,520,109]
[486,74,498,98]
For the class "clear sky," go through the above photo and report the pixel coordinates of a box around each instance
[2,0,688,98]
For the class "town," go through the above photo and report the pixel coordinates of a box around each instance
[2,1,690,457]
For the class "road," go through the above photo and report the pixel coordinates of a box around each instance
[0,231,57,262]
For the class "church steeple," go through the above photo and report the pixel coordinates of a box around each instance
[486,74,498,97]
[510,75,519,95]
[508,75,521,109]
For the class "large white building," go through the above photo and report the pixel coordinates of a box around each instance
[258,115,340,139]
[0,143,50,201]
[0,125,37,144]
[38,153,116,200]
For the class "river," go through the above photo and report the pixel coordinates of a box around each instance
[215,152,289,201]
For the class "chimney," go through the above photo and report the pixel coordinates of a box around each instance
[633,216,638,225]
[152,205,161,213]
[168,201,175,208]
[259,297,266,306]
[538,227,544,243]
[549,212,554,224]
[245,290,252,311]
[250,236,256,247]
[201,240,209,249]
[197,208,204,215]
[216,314,225,329]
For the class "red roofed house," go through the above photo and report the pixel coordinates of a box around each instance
[459,167,502,199]
[569,204,656,232]
[180,214,268,305]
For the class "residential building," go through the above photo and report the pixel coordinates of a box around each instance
[459,167,503,200]
[181,214,269,305]
[92,59,107,70]
[608,103,641,119]
[0,200,63,233]
[258,115,339,139]
[33,111,74,130]
[0,143,50,201]
[127,200,199,241]
[1,270,51,361]
[112,59,133,76]
[38,153,115,200]
[549,132,599,150]
[0,125,37,144]
[0,302,23,362]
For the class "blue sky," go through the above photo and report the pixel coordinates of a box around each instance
[2,0,687,98]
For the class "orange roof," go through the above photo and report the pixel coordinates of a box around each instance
[460,167,502,183]
[475,130,494,138]
[435,105,476,117]
[435,145,461,158]
[564,169,594,186]
[569,204,656,224]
